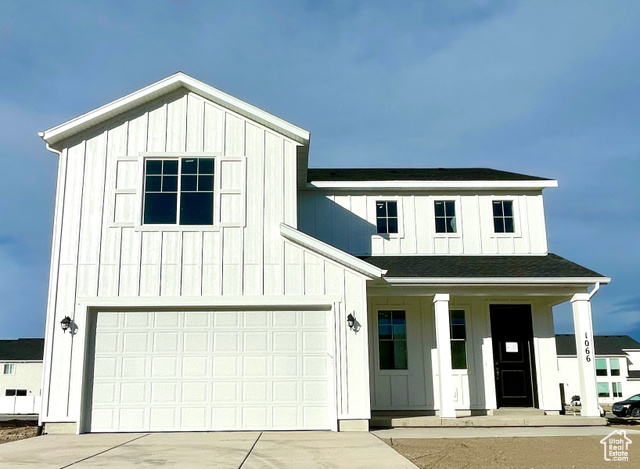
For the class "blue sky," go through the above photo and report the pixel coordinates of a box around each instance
[1,1,639,341]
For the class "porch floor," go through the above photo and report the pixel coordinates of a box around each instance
[370,410,606,428]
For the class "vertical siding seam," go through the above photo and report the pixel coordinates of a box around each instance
[260,132,266,296]
[163,102,169,152]
[199,231,204,296]
[96,129,110,297]
[137,231,143,297]
[158,233,164,296]
[43,149,69,418]
[67,140,89,417]
[178,232,184,297]
[201,98,206,152]
[219,229,224,295]
[183,93,189,153]
[222,110,227,156]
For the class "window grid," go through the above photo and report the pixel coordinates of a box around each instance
[492,200,514,233]
[435,200,456,233]
[378,310,407,370]
[143,157,215,226]
[612,382,623,398]
[450,310,467,369]
[376,201,398,234]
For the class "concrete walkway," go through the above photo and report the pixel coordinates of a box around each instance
[0,431,417,468]
[373,425,640,439]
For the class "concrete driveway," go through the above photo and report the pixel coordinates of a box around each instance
[0,431,417,468]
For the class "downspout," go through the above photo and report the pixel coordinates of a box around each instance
[37,132,62,436]
[587,282,601,301]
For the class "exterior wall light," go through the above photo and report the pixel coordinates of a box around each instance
[347,313,356,330]
[60,316,72,333]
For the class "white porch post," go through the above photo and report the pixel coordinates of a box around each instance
[571,293,599,417]
[434,294,456,418]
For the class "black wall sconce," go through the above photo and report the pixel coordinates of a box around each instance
[347,313,356,330]
[60,316,72,333]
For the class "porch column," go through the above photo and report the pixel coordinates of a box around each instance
[571,293,599,417]
[434,294,456,418]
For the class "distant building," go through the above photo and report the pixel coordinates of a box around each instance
[0,338,44,414]
[556,334,640,405]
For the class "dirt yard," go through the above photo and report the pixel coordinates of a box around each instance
[384,430,638,469]
[0,421,38,445]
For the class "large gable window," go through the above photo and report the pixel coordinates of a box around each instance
[143,158,214,225]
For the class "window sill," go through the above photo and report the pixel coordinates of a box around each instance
[134,224,222,232]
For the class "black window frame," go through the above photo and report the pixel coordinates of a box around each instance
[376,201,399,234]
[378,310,408,370]
[435,200,457,234]
[143,157,215,226]
[5,389,27,397]
[492,200,515,233]
[450,310,467,369]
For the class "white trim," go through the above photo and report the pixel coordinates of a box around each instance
[383,277,611,285]
[77,295,340,308]
[280,223,385,279]
[307,180,558,190]
[41,72,310,148]
[370,197,404,239]
[487,196,521,238]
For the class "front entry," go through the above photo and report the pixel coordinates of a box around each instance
[490,305,537,408]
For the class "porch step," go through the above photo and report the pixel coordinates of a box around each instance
[492,407,545,416]
[370,413,606,428]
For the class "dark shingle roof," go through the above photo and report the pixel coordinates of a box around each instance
[555,335,640,356]
[0,339,44,361]
[629,370,640,380]
[360,253,605,278]
[308,168,552,182]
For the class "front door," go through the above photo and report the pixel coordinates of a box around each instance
[490,305,537,408]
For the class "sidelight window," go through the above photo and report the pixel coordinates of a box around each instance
[378,310,407,370]
[450,310,467,369]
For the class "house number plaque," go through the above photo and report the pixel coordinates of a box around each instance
[584,332,592,362]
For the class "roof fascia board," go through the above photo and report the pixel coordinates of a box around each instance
[280,223,385,279]
[41,73,310,148]
[306,180,558,190]
[382,276,611,285]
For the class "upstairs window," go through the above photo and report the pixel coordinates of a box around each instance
[376,201,398,234]
[143,158,214,225]
[492,200,514,233]
[3,364,15,375]
[610,358,620,376]
[450,310,467,369]
[596,358,607,376]
[435,201,456,233]
[378,310,407,370]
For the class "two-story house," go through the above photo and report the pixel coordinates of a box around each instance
[38,73,609,434]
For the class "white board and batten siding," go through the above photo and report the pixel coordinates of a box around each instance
[298,192,548,256]
[42,89,371,429]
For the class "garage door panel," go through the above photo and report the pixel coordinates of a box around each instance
[89,310,333,432]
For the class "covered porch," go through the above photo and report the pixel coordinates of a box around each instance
[362,254,610,423]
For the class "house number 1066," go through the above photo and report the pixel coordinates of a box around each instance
[584,333,591,362]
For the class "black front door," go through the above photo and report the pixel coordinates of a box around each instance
[490,305,537,408]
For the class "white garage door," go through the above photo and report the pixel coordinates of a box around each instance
[88,310,334,432]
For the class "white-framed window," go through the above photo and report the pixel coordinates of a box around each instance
[492,200,515,233]
[450,310,467,369]
[596,358,608,376]
[5,389,26,396]
[435,200,456,233]
[377,310,407,370]
[610,358,620,376]
[143,157,215,225]
[3,364,15,375]
[597,382,610,398]
[612,382,623,398]
[376,201,398,234]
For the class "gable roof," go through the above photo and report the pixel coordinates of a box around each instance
[308,168,552,182]
[0,338,45,361]
[556,334,640,356]
[360,253,609,283]
[40,72,310,149]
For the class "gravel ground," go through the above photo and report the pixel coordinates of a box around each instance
[0,421,38,445]
[384,432,638,469]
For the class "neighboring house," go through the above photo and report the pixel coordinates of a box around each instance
[556,334,640,405]
[38,73,610,434]
[0,338,44,414]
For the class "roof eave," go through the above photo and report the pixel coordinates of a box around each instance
[41,72,310,149]
[382,276,611,285]
[306,180,558,191]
